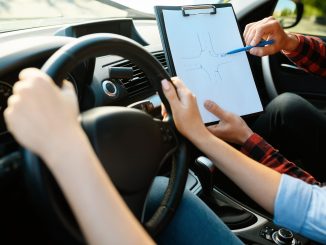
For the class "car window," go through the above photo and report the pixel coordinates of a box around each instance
[284,0,326,36]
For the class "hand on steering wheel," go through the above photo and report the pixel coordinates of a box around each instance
[10,34,189,243]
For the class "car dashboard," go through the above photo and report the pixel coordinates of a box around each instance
[0,18,167,144]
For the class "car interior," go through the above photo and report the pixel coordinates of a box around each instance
[0,0,325,244]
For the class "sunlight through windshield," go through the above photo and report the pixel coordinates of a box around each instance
[0,0,235,32]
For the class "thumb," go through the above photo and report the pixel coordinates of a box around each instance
[207,124,223,135]
[249,44,276,56]
[204,100,226,120]
[61,80,77,97]
[61,80,79,114]
[62,79,75,91]
[161,79,180,110]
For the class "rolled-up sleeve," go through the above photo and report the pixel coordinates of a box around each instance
[274,174,326,244]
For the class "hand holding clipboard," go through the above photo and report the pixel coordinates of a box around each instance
[155,4,263,125]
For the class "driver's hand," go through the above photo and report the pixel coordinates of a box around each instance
[161,77,208,142]
[204,100,253,145]
[4,68,80,161]
[243,16,300,56]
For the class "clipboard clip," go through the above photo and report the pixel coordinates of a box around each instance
[182,5,216,17]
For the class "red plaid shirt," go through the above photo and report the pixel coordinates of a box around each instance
[240,35,326,186]
[241,133,321,185]
[282,34,326,77]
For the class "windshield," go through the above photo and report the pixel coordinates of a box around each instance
[0,0,235,33]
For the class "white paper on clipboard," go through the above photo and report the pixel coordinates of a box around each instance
[162,6,263,124]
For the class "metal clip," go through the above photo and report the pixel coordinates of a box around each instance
[182,5,216,17]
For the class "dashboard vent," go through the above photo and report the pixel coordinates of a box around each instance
[154,52,168,69]
[112,52,167,98]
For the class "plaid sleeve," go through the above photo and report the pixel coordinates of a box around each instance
[241,133,320,185]
[282,34,326,78]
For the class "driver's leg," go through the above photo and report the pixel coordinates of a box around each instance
[145,177,243,245]
[253,93,326,182]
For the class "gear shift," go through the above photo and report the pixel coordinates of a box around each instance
[194,156,215,197]
[195,156,232,206]
[194,156,257,229]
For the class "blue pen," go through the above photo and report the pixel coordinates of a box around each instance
[226,40,274,55]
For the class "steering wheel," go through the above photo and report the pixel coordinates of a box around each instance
[23,33,189,243]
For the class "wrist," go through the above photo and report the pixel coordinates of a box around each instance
[40,125,90,168]
[283,33,300,52]
[189,126,212,148]
[239,129,254,145]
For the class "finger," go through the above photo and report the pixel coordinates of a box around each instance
[19,69,60,100]
[207,124,222,134]
[250,22,276,46]
[161,79,180,109]
[161,103,167,118]
[3,107,14,131]
[61,81,78,100]
[171,77,193,103]
[245,20,264,45]
[244,19,264,45]
[6,94,20,108]
[204,100,226,120]
[62,80,75,92]
[61,80,79,113]
[246,17,272,46]
[245,21,262,46]
[243,22,254,42]
[171,77,187,90]
[12,80,28,95]
[207,124,225,137]
[19,68,53,84]
[207,124,218,131]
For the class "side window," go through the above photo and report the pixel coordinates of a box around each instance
[274,0,326,36]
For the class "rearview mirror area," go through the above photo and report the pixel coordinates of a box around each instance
[273,0,304,29]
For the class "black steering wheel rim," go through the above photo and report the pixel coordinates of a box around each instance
[23,33,189,242]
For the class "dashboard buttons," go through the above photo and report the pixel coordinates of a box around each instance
[102,80,117,97]
[260,225,275,241]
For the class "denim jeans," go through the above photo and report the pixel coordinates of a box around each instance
[145,177,243,245]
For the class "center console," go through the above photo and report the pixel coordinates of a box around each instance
[186,156,309,245]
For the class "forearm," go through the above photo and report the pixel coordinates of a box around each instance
[241,133,320,185]
[44,128,154,245]
[192,130,281,214]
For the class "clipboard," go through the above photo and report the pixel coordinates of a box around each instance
[155,4,263,125]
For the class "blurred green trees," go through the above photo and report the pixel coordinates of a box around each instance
[302,0,326,16]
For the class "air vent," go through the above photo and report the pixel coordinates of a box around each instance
[111,52,167,98]
[154,52,168,69]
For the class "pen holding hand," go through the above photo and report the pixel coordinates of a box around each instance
[242,16,300,56]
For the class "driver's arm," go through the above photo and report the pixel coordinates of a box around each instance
[162,77,326,244]
[162,77,281,213]
[4,68,154,245]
